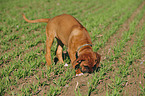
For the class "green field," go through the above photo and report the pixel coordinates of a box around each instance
[0,0,145,95]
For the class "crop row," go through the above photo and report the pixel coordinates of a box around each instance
[87,4,145,95]
[0,0,144,95]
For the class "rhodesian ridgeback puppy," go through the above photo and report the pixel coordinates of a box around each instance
[23,14,101,76]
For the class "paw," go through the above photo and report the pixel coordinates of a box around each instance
[76,73,84,76]
[64,63,68,67]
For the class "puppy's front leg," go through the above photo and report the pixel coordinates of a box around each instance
[56,39,64,63]
[75,68,83,76]
[68,49,76,64]
[68,50,83,76]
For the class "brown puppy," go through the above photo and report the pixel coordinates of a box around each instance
[23,14,101,76]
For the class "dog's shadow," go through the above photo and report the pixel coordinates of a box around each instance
[95,67,101,72]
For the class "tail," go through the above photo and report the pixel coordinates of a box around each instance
[22,14,49,23]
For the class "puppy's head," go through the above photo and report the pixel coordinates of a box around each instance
[73,52,101,73]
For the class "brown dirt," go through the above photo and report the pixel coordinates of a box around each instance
[62,74,92,96]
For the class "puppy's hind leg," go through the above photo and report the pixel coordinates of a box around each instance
[45,30,55,66]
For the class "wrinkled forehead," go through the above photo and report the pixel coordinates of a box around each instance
[81,58,95,66]
[87,55,95,62]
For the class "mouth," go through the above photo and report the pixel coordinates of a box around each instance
[75,64,95,73]
[80,67,94,73]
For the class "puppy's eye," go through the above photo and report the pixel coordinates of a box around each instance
[95,59,98,63]
[84,66,89,69]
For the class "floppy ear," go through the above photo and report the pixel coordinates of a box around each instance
[94,52,101,67]
[72,54,86,69]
